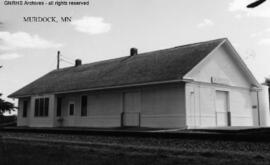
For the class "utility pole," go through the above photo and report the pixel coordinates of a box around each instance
[57,51,60,70]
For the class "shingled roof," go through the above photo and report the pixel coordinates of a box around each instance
[9,38,226,98]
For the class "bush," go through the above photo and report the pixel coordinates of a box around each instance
[0,115,17,124]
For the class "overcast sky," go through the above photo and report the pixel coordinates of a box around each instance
[1,0,270,102]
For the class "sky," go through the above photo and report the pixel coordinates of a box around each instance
[1,0,270,106]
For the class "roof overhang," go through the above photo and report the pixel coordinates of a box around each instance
[222,39,260,88]
[9,79,186,98]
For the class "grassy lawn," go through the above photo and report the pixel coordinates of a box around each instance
[0,132,270,165]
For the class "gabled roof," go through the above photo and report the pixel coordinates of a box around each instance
[9,38,226,98]
[183,39,260,88]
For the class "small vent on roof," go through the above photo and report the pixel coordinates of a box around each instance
[130,48,138,56]
[75,59,82,67]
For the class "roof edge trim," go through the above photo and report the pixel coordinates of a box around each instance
[223,40,260,87]
[182,38,227,79]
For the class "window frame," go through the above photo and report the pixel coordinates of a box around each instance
[34,97,50,117]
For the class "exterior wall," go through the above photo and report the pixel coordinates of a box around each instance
[17,95,56,127]
[140,84,186,128]
[185,83,255,128]
[258,85,270,126]
[54,83,186,128]
[29,95,56,127]
[184,45,258,128]
[17,98,30,126]
[59,91,122,127]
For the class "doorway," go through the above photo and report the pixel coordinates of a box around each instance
[67,102,75,126]
[122,91,141,127]
[215,91,231,126]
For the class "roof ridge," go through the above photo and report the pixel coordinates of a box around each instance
[138,38,227,56]
[54,37,226,72]
[171,38,227,50]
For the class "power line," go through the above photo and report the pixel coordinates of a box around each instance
[56,51,75,69]
[56,51,76,69]
[60,58,74,65]
[60,55,75,62]
[60,56,74,63]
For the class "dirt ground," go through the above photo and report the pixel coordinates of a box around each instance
[0,132,270,165]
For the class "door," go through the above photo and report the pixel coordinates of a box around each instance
[216,91,230,126]
[67,102,75,126]
[123,91,141,127]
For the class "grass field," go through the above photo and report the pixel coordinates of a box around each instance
[1,132,270,165]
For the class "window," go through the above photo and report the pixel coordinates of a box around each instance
[34,97,49,117]
[56,97,62,117]
[81,96,87,116]
[22,100,28,117]
[69,103,74,116]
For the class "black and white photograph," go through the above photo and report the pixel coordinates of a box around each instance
[1,0,270,164]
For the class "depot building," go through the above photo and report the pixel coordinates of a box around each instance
[9,38,270,128]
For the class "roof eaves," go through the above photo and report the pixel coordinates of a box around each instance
[9,79,186,98]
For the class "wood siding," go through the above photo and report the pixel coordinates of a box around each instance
[18,83,186,128]
[184,45,257,128]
